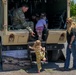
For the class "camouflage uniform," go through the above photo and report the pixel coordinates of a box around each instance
[13,8,34,32]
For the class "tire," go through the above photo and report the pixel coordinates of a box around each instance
[51,50,61,61]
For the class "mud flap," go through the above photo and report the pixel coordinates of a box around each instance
[51,50,65,61]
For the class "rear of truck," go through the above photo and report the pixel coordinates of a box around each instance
[0,0,70,70]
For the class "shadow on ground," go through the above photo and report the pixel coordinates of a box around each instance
[25,62,60,73]
[53,67,76,72]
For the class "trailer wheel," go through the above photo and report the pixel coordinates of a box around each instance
[51,50,62,61]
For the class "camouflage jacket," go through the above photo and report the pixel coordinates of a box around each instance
[13,8,33,32]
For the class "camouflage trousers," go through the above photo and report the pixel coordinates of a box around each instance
[14,21,34,30]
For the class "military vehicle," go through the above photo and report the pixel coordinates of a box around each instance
[0,0,70,70]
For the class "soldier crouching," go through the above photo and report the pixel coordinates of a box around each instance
[12,3,35,36]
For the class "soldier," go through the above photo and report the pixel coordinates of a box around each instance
[13,3,35,36]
